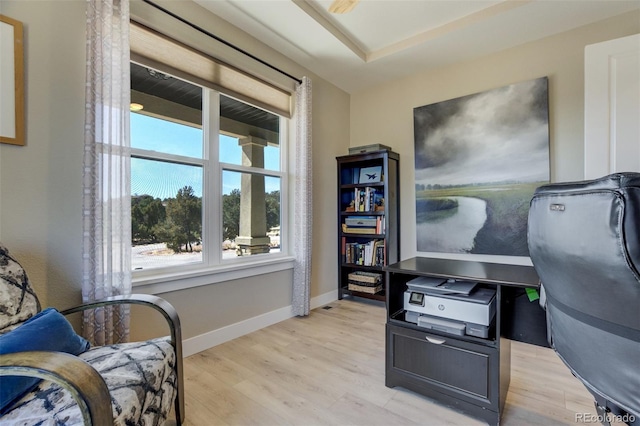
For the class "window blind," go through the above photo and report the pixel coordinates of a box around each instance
[130,21,292,118]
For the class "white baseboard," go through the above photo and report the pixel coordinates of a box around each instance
[310,289,339,310]
[182,289,339,357]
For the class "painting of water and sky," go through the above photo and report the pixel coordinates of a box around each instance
[413,77,550,257]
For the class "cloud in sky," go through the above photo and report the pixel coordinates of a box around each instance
[414,78,550,186]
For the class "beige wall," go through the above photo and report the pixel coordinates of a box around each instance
[1,0,636,349]
[350,11,640,262]
[0,1,87,310]
[0,1,349,343]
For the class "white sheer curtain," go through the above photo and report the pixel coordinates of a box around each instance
[82,0,132,345]
[292,77,313,316]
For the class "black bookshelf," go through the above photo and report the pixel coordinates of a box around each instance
[336,150,400,302]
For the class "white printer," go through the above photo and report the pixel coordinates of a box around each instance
[404,276,496,338]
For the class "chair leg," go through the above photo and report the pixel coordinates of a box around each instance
[174,354,185,425]
[175,393,185,425]
[594,401,612,426]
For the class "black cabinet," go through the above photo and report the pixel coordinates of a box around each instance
[337,150,400,302]
[384,257,539,425]
[387,324,499,407]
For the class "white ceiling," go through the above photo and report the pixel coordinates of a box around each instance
[193,0,640,94]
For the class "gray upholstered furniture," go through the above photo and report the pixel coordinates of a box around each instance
[0,244,184,425]
[528,173,640,425]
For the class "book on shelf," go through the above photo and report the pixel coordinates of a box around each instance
[345,216,377,227]
[343,239,385,266]
[342,224,377,234]
[342,216,384,234]
[348,270,382,284]
[353,187,384,212]
[348,282,383,294]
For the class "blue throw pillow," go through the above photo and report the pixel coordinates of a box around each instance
[0,307,91,414]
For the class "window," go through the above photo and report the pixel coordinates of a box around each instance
[130,62,288,280]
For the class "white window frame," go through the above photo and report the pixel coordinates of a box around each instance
[131,72,293,295]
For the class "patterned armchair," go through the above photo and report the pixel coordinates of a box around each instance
[0,244,184,425]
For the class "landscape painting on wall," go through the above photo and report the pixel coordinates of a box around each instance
[413,77,550,257]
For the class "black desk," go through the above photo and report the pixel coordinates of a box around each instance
[384,257,540,426]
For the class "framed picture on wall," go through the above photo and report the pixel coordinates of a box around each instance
[0,15,25,146]
[359,166,382,183]
[413,77,550,257]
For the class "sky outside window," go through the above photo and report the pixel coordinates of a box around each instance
[131,112,280,199]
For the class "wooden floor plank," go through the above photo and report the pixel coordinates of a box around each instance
[329,393,417,425]
[181,299,598,425]
[384,387,486,426]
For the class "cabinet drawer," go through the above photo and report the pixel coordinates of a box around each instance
[386,323,498,409]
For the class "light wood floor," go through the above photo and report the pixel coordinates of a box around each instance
[179,299,601,425]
